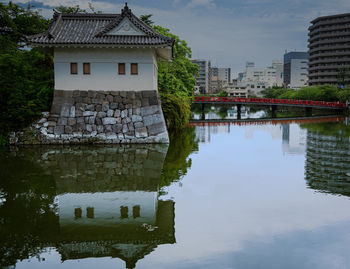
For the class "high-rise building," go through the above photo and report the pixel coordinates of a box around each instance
[308,13,350,86]
[218,68,231,84]
[283,51,309,89]
[209,67,231,93]
[191,59,211,94]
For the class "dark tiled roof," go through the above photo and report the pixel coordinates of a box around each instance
[27,4,174,47]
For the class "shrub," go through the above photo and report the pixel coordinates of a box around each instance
[160,93,191,130]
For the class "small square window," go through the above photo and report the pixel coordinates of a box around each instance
[120,206,128,219]
[86,207,94,219]
[131,63,138,75]
[83,63,90,75]
[133,205,140,218]
[70,63,78,75]
[74,208,82,219]
[118,63,126,75]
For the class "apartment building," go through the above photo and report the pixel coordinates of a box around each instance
[308,13,350,86]
[191,59,211,94]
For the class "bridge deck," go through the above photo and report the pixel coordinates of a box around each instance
[192,96,347,110]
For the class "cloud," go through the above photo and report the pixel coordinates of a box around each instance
[14,0,121,13]
[186,0,216,9]
[8,0,350,76]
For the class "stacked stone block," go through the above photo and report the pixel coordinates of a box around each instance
[10,90,169,144]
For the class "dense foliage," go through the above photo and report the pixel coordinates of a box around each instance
[0,2,53,142]
[0,149,58,267]
[260,85,350,102]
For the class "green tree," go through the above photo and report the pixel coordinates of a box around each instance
[0,2,53,142]
[140,14,154,27]
[0,2,50,51]
[218,90,228,97]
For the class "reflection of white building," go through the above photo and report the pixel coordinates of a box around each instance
[58,191,158,227]
[244,124,283,140]
[39,146,175,269]
[56,191,174,269]
[245,124,307,155]
[281,124,307,155]
[195,125,231,143]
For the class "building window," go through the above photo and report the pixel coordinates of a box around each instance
[120,206,128,219]
[70,63,78,75]
[118,63,126,75]
[74,208,82,219]
[133,205,140,218]
[86,207,94,219]
[131,63,138,75]
[83,63,90,75]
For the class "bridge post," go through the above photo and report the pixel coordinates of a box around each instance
[201,103,205,120]
[271,105,277,118]
[237,104,241,120]
[306,107,312,116]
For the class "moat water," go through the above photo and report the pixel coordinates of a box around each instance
[1,112,350,269]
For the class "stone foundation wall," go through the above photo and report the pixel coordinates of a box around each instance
[10,90,169,144]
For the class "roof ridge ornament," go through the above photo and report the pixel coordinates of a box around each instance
[122,2,131,14]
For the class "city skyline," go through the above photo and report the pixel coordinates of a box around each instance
[9,0,349,76]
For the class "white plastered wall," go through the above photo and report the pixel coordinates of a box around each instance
[54,47,158,91]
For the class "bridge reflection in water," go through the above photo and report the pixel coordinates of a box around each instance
[0,145,175,269]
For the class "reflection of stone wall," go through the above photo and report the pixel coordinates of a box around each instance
[305,132,350,196]
[10,90,169,144]
[37,145,168,193]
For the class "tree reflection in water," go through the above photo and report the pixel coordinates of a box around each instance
[0,127,198,268]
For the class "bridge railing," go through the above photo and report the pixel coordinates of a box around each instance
[192,96,347,108]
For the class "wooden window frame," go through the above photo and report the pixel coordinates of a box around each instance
[83,62,90,75]
[70,62,78,75]
[118,63,126,75]
[131,63,138,75]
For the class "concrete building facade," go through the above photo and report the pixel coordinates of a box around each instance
[191,59,211,94]
[238,61,283,96]
[283,51,309,89]
[308,13,350,86]
[210,67,231,93]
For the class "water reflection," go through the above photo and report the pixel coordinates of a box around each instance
[0,127,199,269]
[302,122,350,197]
[194,120,307,155]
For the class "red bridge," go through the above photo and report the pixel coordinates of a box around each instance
[193,96,347,110]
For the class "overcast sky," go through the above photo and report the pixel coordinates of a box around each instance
[7,0,350,77]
